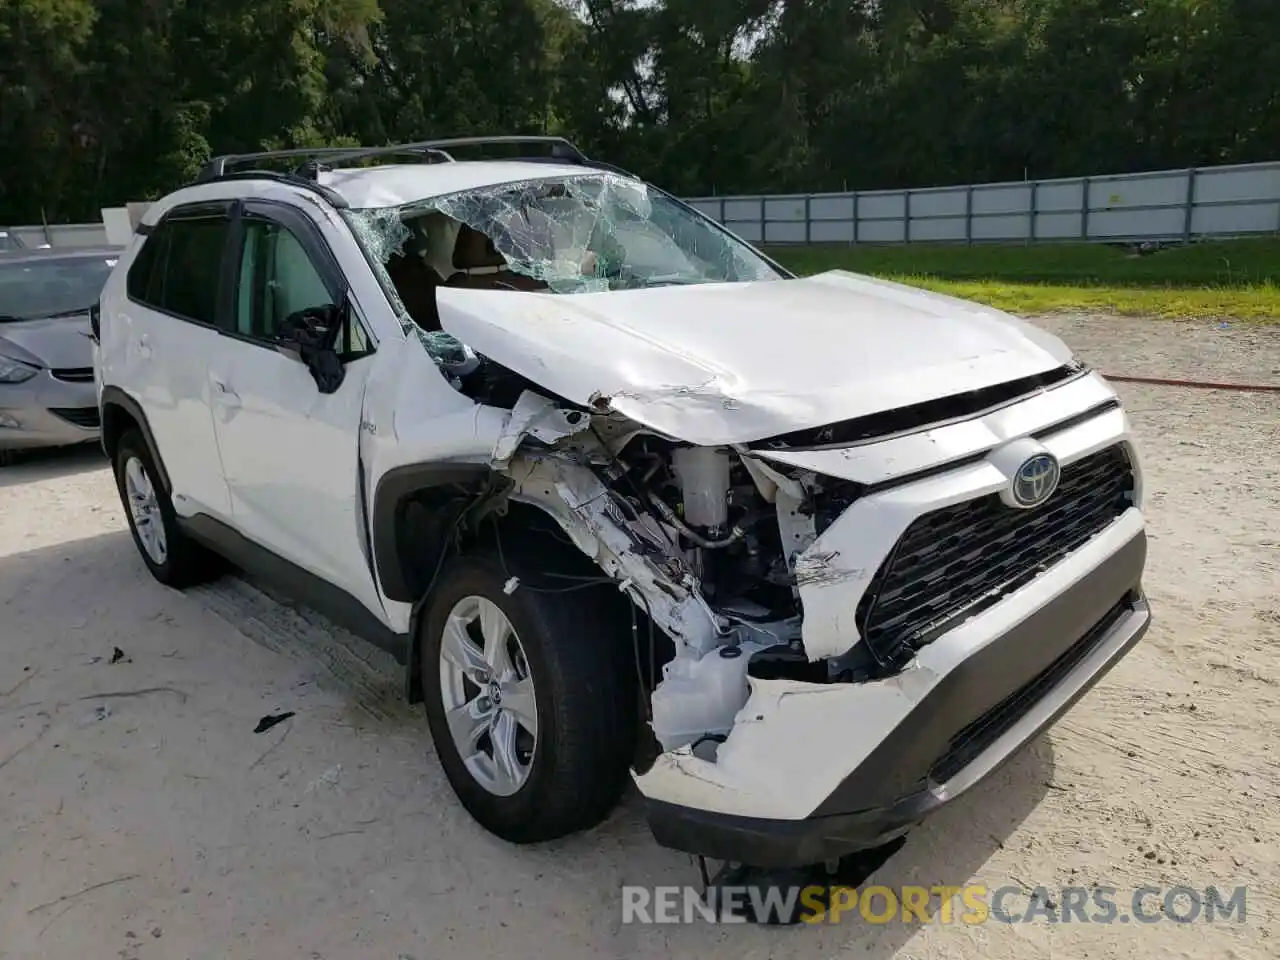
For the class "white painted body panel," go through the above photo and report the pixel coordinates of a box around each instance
[97,245,232,519]
[436,270,1072,445]
[319,161,592,209]
[208,341,383,617]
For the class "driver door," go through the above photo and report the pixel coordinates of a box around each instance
[209,200,382,617]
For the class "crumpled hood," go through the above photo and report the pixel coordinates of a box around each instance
[436,270,1073,445]
[0,314,93,369]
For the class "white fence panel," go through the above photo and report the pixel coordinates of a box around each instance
[8,160,1280,250]
[683,160,1280,245]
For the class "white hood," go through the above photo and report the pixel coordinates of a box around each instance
[436,269,1073,445]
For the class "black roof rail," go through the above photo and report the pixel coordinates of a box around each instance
[315,135,590,173]
[197,145,456,183]
[198,136,591,183]
[189,136,636,205]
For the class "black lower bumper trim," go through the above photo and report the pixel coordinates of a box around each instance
[645,528,1150,867]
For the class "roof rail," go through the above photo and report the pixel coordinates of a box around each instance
[198,136,592,184]
[188,137,638,207]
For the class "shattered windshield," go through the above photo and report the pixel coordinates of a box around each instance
[346,172,782,297]
[342,172,785,369]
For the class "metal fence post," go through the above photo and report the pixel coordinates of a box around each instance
[851,192,859,246]
[719,197,726,225]
[965,185,973,244]
[904,190,912,244]
[1080,177,1091,240]
[804,195,811,245]
[1183,168,1197,242]
[1028,180,1038,245]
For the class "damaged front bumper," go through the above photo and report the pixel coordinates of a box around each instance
[638,511,1150,867]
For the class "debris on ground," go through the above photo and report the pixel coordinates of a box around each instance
[254,712,295,734]
[77,704,111,727]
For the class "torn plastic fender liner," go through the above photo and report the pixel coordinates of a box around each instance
[503,456,725,654]
[634,669,938,821]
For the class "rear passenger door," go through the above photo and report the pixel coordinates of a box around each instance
[122,203,234,520]
[209,200,383,618]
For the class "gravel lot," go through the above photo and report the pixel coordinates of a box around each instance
[1,316,1276,959]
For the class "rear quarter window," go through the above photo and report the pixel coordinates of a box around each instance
[126,212,230,326]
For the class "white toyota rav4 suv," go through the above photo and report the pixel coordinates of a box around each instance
[95,136,1150,872]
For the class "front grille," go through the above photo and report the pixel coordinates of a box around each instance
[51,367,95,383]
[855,444,1135,665]
[929,595,1134,783]
[49,406,101,428]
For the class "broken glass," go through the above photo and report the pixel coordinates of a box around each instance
[344,207,470,364]
[343,172,784,364]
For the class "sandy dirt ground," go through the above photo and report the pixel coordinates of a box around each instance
[1,315,1277,959]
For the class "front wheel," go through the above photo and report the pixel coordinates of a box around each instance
[421,550,635,843]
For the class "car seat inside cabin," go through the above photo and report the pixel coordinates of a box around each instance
[384,211,551,332]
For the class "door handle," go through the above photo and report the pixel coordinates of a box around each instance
[137,334,152,359]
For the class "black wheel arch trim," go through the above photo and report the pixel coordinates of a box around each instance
[371,462,493,707]
[99,386,172,495]
[371,462,492,604]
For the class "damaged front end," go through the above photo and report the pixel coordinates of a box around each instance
[483,375,1149,866]
[346,165,1150,867]
[488,388,894,764]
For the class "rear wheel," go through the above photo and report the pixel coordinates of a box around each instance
[421,549,635,843]
[113,429,221,587]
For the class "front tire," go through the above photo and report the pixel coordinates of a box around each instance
[421,549,636,843]
[113,429,220,588]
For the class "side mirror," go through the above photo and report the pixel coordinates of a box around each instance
[275,301,346,394]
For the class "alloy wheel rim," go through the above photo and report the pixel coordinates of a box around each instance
[438,595,538,797]
[124,456,167,565]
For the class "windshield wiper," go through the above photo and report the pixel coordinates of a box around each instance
[34,305,97,320]
[637,276,706,288]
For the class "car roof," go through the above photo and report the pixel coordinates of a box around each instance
[142,158,638,226]
[0,246,123,265]
[316,160,616,208]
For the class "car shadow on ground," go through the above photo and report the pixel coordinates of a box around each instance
[0,530,1055,956]
[0,443,107,489]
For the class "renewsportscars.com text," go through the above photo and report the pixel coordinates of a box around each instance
[621,883,1248,925]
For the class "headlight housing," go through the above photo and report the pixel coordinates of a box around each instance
[0,354,39,383]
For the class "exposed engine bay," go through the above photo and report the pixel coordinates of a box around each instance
[469,374,878,758]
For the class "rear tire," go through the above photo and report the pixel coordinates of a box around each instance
[421,548,636,843]
[113,428,221,587]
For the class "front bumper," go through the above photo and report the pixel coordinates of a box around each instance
[644,522,1150,867]
[0,369,100,451]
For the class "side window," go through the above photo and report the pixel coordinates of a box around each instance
[126,214,229,325]
[236,219,333,340]
[236,215,373,360]
[126,228,169,304]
